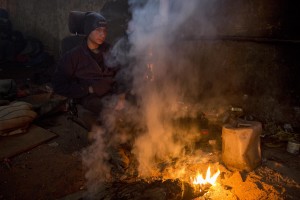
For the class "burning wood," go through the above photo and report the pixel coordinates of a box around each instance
[96,161,221,199]
[92,178,209,199]
[193,167,220,191]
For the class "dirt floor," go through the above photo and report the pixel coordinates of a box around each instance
[0,113,300,200]
[0,65,300,200]
[0,65,88,199]
[0,114,88,200]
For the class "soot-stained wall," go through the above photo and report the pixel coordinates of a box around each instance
[2,0,129,58]
[177,0,300,104]
[1,0,299,105]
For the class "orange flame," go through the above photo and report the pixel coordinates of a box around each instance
[192,166,220,186]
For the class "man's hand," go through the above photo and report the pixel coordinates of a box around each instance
[88,86,94,94]
[89,78,115,97]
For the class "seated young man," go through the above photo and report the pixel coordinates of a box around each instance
[52,12,130,173]
[52,12,123,117]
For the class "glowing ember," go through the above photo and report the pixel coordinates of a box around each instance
[192,166,220,186]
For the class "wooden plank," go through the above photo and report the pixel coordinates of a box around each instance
[0,124,57,160]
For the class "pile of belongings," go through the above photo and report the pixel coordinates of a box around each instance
[0,78,67,136]
[0,8,50,67]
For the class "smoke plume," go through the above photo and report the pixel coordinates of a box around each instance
[82,0,221,195]
[128,0,215,177]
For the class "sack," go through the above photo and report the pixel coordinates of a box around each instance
[0,101,37,136]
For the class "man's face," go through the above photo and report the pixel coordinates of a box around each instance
[88,27,107,45]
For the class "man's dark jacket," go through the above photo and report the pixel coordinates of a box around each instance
[52,41,115,99]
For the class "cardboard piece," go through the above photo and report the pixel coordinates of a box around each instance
[0,124,57,160]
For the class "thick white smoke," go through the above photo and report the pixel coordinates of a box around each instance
[128,0,212,177]
[81,126,111,195]
[82,0,220,195]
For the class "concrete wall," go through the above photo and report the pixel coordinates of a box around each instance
[2,0,298,54]
[181,0,299,39]
[1,0,299,106]
[3,0,129,57]
[176,0,300,103]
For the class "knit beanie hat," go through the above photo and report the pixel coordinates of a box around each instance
[84,12,107,36]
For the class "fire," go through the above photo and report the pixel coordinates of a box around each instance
[192,166,220,186]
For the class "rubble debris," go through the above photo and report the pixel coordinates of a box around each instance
[2,158,12,169]
[283,124,293,133]
[92,179,200,200]
[48,142,59,147]
[286,140,300,154]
